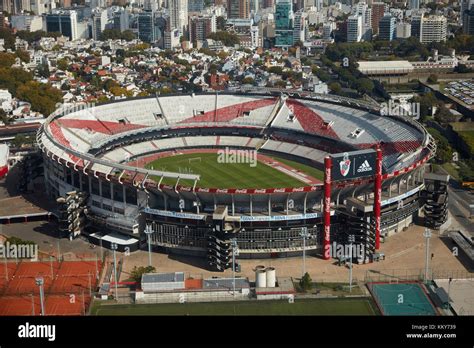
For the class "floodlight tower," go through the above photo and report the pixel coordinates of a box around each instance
[231,238,239,297]
[35,277,45,316]
[144,224,153,267]
[111,242,119,301]
[300,227,310,276]
[424,228,432,282]
[348,234,355,292]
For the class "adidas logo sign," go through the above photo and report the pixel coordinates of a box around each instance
[357,160,372,173]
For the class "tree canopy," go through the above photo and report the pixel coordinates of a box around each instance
[207,31,240,47]
[16,81,63,116]
[100,29,136,41]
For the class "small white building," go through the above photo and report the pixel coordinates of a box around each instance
[141,272,185,293]
[0,90,12,104]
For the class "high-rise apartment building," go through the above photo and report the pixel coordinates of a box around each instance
[188,15,216,43]
[347,14,362,42]
[463,3,474,35]
[169,0,188,36]
[91,8,107,40]
[371,2,385,34]
[45,10,79,40]
[138,11,159,43]
[227,0,250,19]
[275,0,293,47]
[378,13,395,41]
[412,15,447,43]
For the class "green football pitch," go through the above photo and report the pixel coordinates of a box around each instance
[91,298,377,316]
[145,152,323,189]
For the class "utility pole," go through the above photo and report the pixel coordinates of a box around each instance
[144,224,153,267]
[424,228,432,282]
[35,277,45,316]
[231,238,238,297]
[348,234,355,292]
[300,227,310,276]
[111,242,119,302]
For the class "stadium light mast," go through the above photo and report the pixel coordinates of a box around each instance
[111,242,119,302]
[348,234,355,293]
[300,227,310,276]
[144,224,153,267]
[231,238,238,297]
[35,277,45,316]
[423,228,432,282]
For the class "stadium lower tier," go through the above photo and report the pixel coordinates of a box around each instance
[44,153,429,266]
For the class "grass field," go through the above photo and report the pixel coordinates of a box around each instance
[91,298,377,316]
[457,130,474,154]
[269,156,324,181]
[145,152,323,189]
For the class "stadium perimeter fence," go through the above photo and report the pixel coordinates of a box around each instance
[364,269,474,284]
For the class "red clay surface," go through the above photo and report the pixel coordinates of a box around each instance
[0,260,102,316]
[0,294,90,316]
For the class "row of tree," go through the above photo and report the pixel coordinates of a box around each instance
[0,52,62,116]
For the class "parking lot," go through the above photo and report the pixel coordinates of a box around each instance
[444,80,474,107]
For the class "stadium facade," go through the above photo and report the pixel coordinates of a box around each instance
[37,89,436,270]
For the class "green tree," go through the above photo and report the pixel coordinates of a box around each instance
[458,160,474,181]
[57,58,69,71]
[207,31,240,46]
[435,105,457,125]
[0,109,10,125]
[15,49,30,63]
[426,127,452,164]
[242,76,255,85]
[37,63,50,78]
[414,92,438,121]
[268,66,283,75]
[131,266,156,284]
[0,52,15,68]
[0,67,33,94]
[16,81,63,116]
[427,74,438,84]
[100,29,136,41]
[299,272,313,291]
[0,28,15,50]
[104,79,119,92]
[355,78,374,95]
[329,82,342,94]
[17,30,61,43]
[109,86,133,97]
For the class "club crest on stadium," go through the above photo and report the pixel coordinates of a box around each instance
[339,153,351,177]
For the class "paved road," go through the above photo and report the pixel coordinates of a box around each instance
[448,187,474,237]
[0,220,98,258]
[436,166,474,237]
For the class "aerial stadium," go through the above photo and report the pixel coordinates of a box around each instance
[37,89,437,270]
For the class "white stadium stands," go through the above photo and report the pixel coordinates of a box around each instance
[38,92,437,261]
[40,93,431,182]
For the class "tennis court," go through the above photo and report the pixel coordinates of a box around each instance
[0,258,102,315]
[368,282,438,316]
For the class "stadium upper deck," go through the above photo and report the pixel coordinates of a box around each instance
[39,91,430,189]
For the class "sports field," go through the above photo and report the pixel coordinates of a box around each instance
[145,152,323,189]
[0,259,102,316]
[368,282,438,316]
[91,298,377,316]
